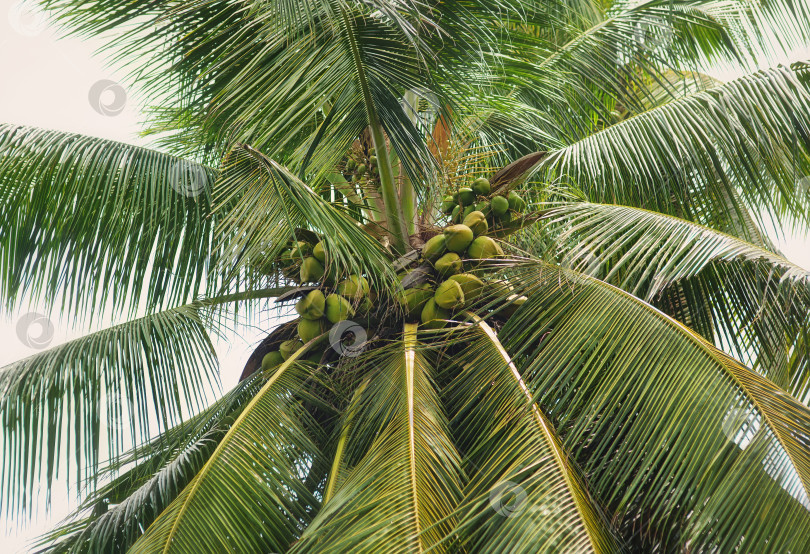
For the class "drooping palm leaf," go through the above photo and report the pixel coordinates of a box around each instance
[531,65,810,228]
[212,146,396,291]
[501,262,810,552]
[0,124,218,320]
[34,373,267,553]
[128,344,325,553]
[0,304,216,516]
[444,318,624,552]
[540,202,810,391]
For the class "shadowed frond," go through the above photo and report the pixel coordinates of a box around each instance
[0,124,218,320]
[292,324,464,553]
[501,262,810,552]
[34,374,267,553]
[444,318,624,553]
[129,344,324,553]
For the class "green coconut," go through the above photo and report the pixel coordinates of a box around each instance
[290,241,312,258]
[441,195,456,214]
[346,159,357,171]
[325,293,354,323]
[279,249,294,266]
[449,273,485,302]
[485,279,514,300]
[458,187,476,206]
[420,298,451,329]
[434,280,465,310]
[451,205,462,223]
[295,289,326,320]
[491,195,509,217]
[261,351,284,371]
[368,147,376,156]
[356,297,374,316]
[400,283,434,319]
[337,275,370,300]
[475,200,491,216]
[313,241,326,263]
[462,211,488,237]
[434,252,462,276]
[298,318,326,342]
[444,224,474,253]
[279,339,305,360]
[467,236,504,259]
[471,177,491,196]
[508,191,527,212]
[300,256,325,283]
[369,155,378,166]
[422,234,447,262]
[356,164,367,176]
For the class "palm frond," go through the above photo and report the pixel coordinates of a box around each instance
[213,146,396,290]
[531,65,810,228]
[128,344,324,553]
[0,124,218,320]
[35,374,266,553]
[543,202,810,300]
[500,262,810,552]
[292,324,464,553]
[0,304,217,517]
[539,202,810,391]
[444,318,624,552]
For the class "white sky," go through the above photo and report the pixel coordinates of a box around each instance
[0,1,809,552]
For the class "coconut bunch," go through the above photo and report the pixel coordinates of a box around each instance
[260,273,374,371]
[400,183,528,329]
[440,176,527,229]
[342,146,379,187]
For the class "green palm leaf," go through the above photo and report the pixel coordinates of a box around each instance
[292,324,464,553]
[0,124,218,320]
[531,65,810,226]
[213,146,396,290]
[0,303,217,515]
[501,262,810,552]
[540,202,810,391]
[543,202,810,300]
[35,374,267,553]
[445,318,624,552]
[129,344,325,553]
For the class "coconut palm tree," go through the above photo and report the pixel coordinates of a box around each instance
[2,0,810,551]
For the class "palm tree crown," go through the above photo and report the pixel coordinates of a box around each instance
[2,0,810,552]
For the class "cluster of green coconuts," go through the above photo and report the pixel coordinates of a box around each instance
[410,177,528,328]
[343,146,379,185]
[260,176,528,370]
[261,231,374,370]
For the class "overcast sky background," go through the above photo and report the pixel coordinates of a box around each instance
[1,1,809,551]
